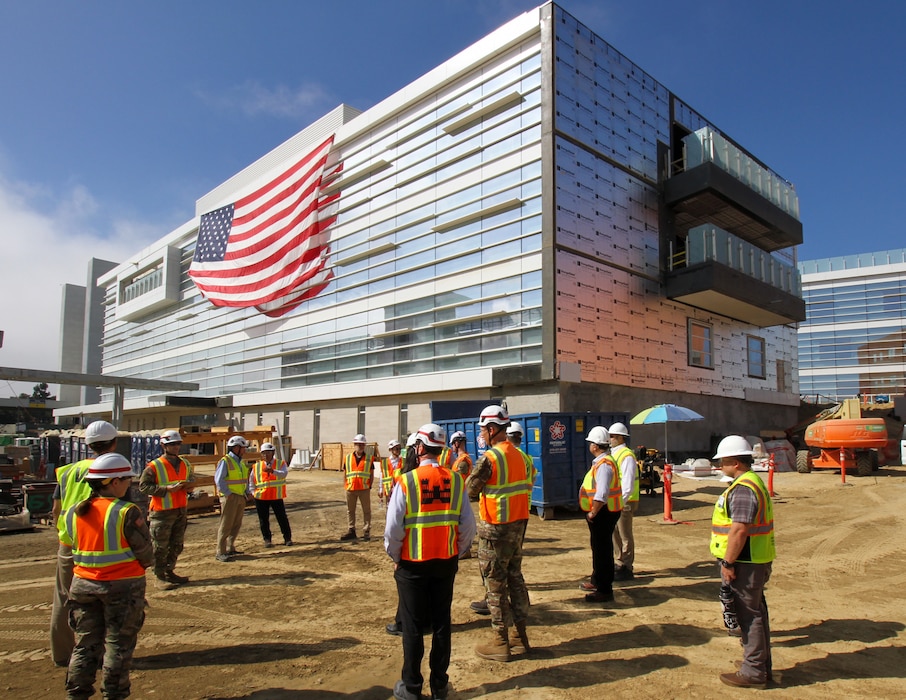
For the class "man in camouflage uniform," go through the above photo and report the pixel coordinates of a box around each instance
[139,430,195,589]
[466,405,536,662]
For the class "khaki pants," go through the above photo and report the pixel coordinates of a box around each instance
[217,493,246,556]
[613,500,638,571]
[345,489,371,535]
[50,542,75,666]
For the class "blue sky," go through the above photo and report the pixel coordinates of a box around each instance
[1,0,904,396]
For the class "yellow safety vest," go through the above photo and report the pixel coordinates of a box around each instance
[710,471,776,563]
[344,452,373,491]
[579,453,623,512]
[221,453,249,496]
[56,459,94,540]
[610,444,639,502]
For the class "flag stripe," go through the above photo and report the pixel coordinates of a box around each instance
[188,134,339,314]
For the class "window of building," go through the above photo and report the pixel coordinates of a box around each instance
[357,405,366,436]
[688,320,713,368]
[399,403,408,440]
[747,335,766,378]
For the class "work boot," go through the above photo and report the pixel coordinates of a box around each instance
[475,628,510,662]
[613,566,634,581]
[470,598,490,615]
[154,572,177,590]
[339,529,357,541]
[509,622,530,655]
[165,570,189,585]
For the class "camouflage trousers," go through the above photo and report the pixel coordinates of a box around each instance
[66,577,146,700]
[149,507,188,574]
[477,519,530,631]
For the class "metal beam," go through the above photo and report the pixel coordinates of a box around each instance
[0,367,199,392]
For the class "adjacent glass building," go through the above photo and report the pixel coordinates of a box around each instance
[799,249,906,402]
[59,3,804,455]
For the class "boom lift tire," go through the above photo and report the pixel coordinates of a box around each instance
[856,452,873,477]
[796,450,811,473]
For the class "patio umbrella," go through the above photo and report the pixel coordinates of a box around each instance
[630,404,704,463]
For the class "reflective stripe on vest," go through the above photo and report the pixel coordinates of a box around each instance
[66,498,145,581]
[611,444,640,502]
[344,452,372,491]
[252,460,286,500]
[149,456,191,511]
[579,454,623,512]
[479,443,532,524]
[223,454,248,495]
[438,447,453,469]
[709,471,776,563]
[400,465,464,561]
[56,459,94,540]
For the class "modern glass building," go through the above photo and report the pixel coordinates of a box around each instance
[799,249,906,403]
[58,3,804,455]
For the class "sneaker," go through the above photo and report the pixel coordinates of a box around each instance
[385,621,402,636]
[283,540,294,546]
[578,581,597,592]
[393,679,422,700]
[263,541,273,548]
[165,571,189,584]
[719,671,767,689]
[339,530,357,541]
[584,591,614,603]
[470,599,490,615]
[227,548,243,555]
[215,554,232,562]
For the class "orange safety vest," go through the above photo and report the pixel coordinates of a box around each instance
[344,451,373,491]
[478,442,533,524]
[579,453,623,512]
[251,459,287,500]
[65,497,145,581]
[451,451,473,478]
[148,456,192,511]
[400,464,465,561]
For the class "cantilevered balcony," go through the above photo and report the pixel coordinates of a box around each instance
[664,127,802,252]
[667,225,806,327]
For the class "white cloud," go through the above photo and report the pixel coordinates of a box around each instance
[0,172,160,398]
[197,80,332,119]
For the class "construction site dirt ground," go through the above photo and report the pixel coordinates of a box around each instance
[2,466,905,699]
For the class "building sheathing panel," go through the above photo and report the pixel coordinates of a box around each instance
[61,3,801,454]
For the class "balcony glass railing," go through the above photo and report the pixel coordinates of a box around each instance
[674,224,802,296]
[683,127,800,220]
[122,268,163,303]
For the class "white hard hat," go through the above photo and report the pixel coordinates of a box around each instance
[586,426,610,445]
[478,405,509,427]
[406,433,417,448]
[388,439,401,450]
[87,452,133,480]
[85,421,118,445]
[506,421,524,436]
[416,423,447,449]
[449,431,466,445]
[227,435,249,448]
[608,422,630,437]
[260,442,275,451]
[713,435,754,460]
[160,430,182,445]
[353,434,367,444]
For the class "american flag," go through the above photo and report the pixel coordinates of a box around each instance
[189,135,340,318]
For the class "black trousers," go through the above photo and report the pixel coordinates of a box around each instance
[394,557,458,696]
[588,508,621,596]
[254,499,292,543]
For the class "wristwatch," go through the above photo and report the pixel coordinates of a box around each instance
[720,559,735,568]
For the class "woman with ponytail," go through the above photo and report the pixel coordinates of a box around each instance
[61,452,153,700]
